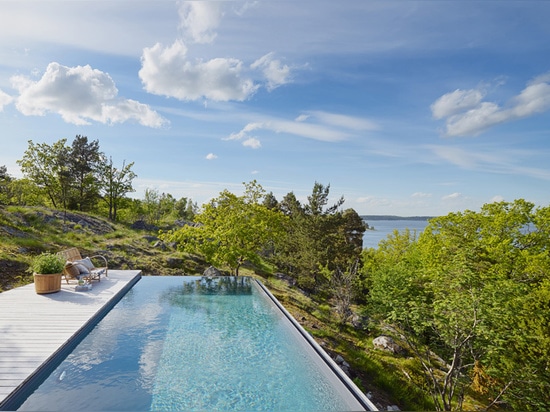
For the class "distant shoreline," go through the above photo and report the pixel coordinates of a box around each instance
[361,215,434,221]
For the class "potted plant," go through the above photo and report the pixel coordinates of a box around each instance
[30,252,66,294]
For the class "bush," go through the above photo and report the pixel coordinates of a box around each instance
[30,252,65,274]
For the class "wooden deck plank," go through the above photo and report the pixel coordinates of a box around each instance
[0,270,141,408]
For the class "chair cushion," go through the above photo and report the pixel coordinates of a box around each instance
[75,257,95,271]
[74,263,90,274]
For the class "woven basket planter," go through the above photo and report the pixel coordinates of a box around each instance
[34,273,63,294]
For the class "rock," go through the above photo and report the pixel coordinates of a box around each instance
[143,235,159,243]
[387,405,401,411]
[166,257,184,268]
[153,241,167,250]
[372,336,405,355]
[351,313,369,331]
[131,220,158,231]
[203,266,222,277]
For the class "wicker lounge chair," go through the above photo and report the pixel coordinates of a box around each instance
[58,247,108,283]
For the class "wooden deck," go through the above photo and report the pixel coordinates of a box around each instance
[0,270,141,409]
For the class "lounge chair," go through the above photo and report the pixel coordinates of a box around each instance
[58,247,108,283]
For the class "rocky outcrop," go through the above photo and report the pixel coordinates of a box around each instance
[373,336,405,355]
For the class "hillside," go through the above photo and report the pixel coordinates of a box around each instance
[0,205,407,410]
[0,205,208,291]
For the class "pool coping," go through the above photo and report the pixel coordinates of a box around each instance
[254,279,378,411]
[0,270,142,411]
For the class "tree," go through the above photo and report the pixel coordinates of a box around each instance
[68,135,101,211]
[364,199,550,410]
[98,157,137,221]
[161,181,287,275]
[17,139,71,208]
[0,165,11,205]
[273,182,363,291]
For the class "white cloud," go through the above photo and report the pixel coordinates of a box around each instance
[251,52,291,91]
[442,192,462,201]
[306,110,379,131]
[178,2,222,44]
[226,111,376,147]
[490,195,504,203]
[243,137,261,149]
[432,72,550,137]
[0,89,12,111]
[10,62,167,127]
[206,153,218,160]
[226,122,264,140]
[431,88,484,119]
[139,40,259,102]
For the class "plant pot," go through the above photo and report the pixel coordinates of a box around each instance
[34,272,63,294]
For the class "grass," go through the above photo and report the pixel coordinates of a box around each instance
[0,205,442,410]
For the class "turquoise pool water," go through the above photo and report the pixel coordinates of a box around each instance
[17,276,371,411]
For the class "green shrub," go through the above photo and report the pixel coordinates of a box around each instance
[29,252,65,274]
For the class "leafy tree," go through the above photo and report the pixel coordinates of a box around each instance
[0,165,11,204]
[68,135,101,211]
[17,139,71,208]
[173,196,197,221]
[161,181,287,275]
[98,157,137,221]
[274,182,364,292]
[5,178,43,206]
[263,191,279,210]
[364,199,550,410]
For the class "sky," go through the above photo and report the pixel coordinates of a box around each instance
[0,1,549,216]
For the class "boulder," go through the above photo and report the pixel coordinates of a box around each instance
[166,257,184,268]
[203,266,222,277]
[372,336,405,355]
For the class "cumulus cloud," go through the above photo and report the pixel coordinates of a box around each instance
[139,40,259,102]
[206,153,218,160]
[243,137,261,149]
[139,3,295,102]
[0,89,12,111]
[226,111,377,147]
[178,2,222,44]
[251,52,291,91]
[431,88,484,119]
[11,62,167,127]
[432,72,550,136]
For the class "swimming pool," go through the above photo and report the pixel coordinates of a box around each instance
[15,276,374,411]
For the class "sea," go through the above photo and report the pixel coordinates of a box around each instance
[361,217,433,249]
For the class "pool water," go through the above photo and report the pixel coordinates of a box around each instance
[17,276,369,411]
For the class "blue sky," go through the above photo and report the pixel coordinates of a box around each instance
[1,1,549,216]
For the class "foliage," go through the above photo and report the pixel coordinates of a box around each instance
[97,157,137,221]
[68,135,102,211]
[161,181,288,275]
[273,182,366,292]
[17,139,71,208]
[139,188,196,225]
[29,252,65,274]
[363,199,550,410]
